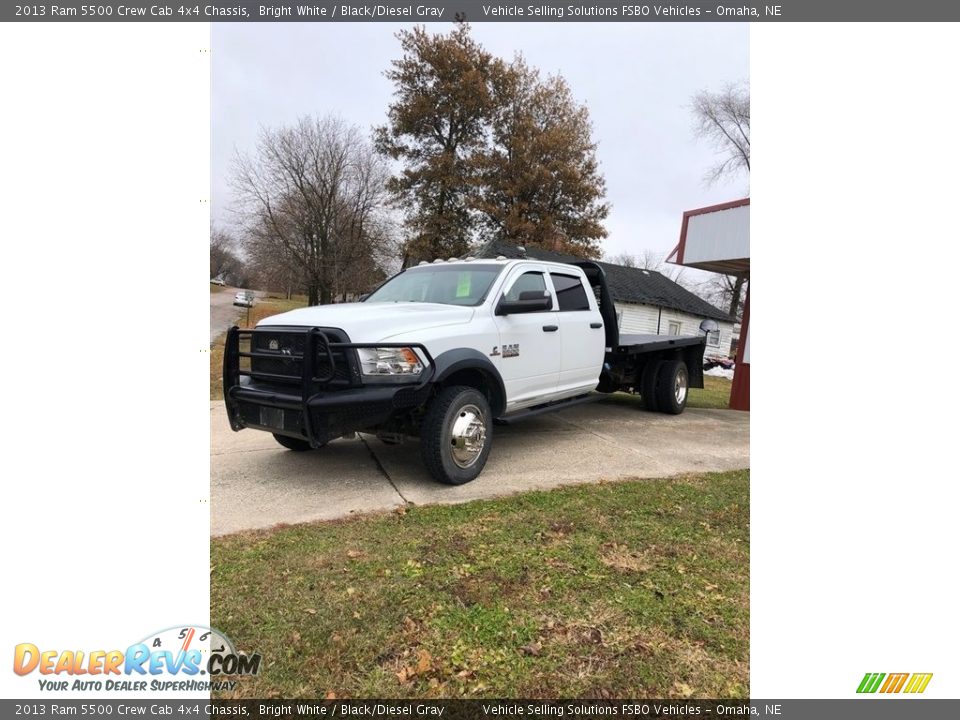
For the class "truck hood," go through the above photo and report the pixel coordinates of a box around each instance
[256,302,475,343]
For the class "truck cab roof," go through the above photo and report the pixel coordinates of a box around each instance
[410,256,588,273]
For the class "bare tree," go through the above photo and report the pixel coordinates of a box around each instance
[243,216,304,298]
[689,81,749,318]
[604,249,689,287]
[232,116,394,305]
[210,225,247,285]
[691,82,750,185]
[698,273,747,320]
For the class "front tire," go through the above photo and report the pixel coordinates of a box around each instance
[273,433,320,452]
[655,360,689,415]
[420,386,493,485]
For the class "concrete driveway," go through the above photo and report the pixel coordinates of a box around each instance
[211,396,749,536]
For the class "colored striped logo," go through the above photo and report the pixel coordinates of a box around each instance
[857,672,933,694]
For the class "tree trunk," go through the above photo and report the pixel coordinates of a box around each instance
[307,283,320,306]
[728,276,746,319]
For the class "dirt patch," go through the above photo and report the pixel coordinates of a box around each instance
[599,543,654,573]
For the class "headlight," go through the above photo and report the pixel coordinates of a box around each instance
[357,347,425,379]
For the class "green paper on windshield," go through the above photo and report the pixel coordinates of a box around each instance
[456,272,471,298]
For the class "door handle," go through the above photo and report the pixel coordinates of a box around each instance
[590,322,603,329]
[542,325,559,332]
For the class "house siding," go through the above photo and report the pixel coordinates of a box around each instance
[614,302,735,358]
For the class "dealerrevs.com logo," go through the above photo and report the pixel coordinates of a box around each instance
[13,625,261,693]
[857,672,933,694]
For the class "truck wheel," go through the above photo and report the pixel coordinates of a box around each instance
[420,385,493,485]
[273,433,320,452]
[641,359,664,412]
[656,360,689,415]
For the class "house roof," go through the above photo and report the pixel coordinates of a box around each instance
[476,240,734,322]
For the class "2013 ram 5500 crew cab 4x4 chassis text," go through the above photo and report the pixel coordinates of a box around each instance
[223,258,711,485]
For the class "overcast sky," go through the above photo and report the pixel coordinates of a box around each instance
[211,22,748,261]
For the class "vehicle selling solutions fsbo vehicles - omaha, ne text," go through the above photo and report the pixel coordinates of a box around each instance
[223,258,712,484]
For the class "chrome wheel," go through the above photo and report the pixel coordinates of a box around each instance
[450,403,487,469]
[675,371,688,405]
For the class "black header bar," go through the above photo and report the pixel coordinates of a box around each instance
[6,0,960,22]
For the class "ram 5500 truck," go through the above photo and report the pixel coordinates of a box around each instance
[223,258,710,485]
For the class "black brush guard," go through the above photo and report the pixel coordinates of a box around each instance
[223,326,435,447]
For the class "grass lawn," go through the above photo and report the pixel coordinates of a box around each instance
[687,375,733,410]
[211,470,748,699]
[210,296,308,401]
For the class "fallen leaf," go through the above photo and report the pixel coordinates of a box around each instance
[346,587,356,596]
[415,649,433,674]
[304,608,317,615]
[325,691,336,700]
[346,550,362,559]
[673,682,694,698]
[520,642,542,657]
[585,628,603,644]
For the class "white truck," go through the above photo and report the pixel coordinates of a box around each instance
[223,258,713,485]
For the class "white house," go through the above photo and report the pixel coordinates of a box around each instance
[478,240,736,358]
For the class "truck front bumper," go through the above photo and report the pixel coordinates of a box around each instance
[223,326,434,447]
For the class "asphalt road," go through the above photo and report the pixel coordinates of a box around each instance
[210,287,252,343]
[210,397,750,536]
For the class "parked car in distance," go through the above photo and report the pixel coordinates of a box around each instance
[211,277,226,286]
[233,291,254,308]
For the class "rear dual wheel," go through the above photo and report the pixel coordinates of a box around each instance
[641,359,689,415]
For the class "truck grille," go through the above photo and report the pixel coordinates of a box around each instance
[246,327,356,388]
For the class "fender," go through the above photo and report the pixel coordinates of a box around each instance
[432,348,507,417]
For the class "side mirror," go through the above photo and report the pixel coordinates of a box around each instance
[496,290,552,316]
[699,319,719,335]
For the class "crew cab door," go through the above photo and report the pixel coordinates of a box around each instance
[492,265,561,410]
[549,270,606,397]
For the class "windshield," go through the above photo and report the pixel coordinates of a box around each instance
[365,264,503,306]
